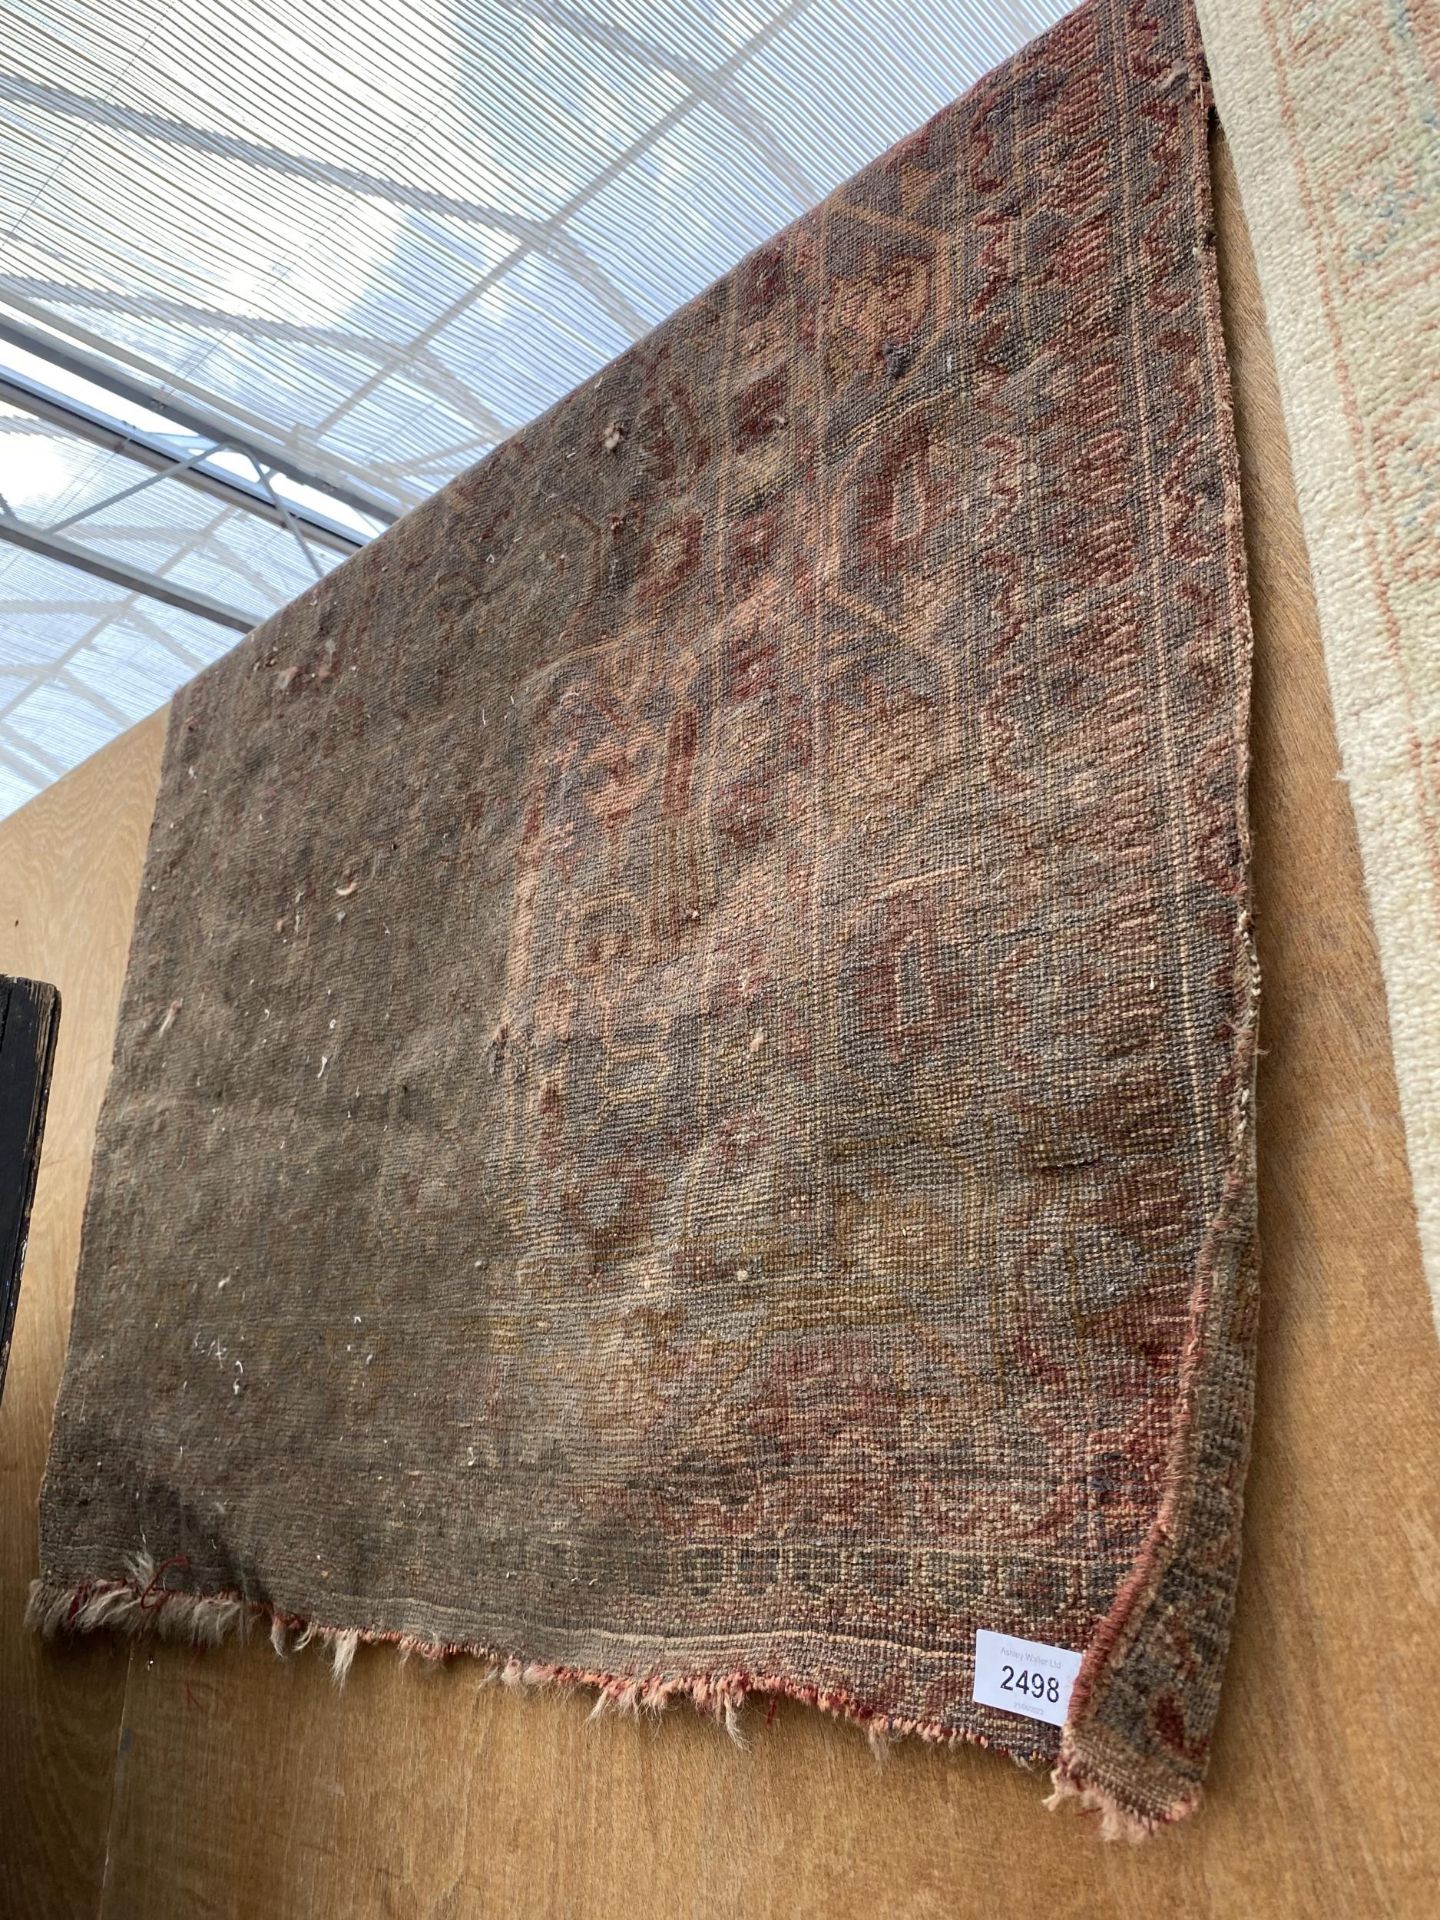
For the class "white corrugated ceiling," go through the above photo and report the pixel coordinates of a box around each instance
[0,0,1073,818]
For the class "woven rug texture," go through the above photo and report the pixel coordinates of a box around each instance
[1197,0,1440,1330]
[31,0,1258,1837]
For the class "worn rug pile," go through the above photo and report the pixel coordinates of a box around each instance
[30,0,1257,1839]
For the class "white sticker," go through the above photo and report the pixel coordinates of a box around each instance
[972,1628,1083,1727]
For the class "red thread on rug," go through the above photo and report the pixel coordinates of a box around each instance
[138,1553,191,1610]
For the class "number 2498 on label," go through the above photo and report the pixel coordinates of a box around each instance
[972,1628,1083,1728]
[1001,1664,1062,1705]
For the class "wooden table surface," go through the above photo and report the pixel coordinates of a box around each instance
[2,138,1437,1920]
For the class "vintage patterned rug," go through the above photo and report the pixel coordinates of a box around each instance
[1197,0,1440,1336]
[30,0,1258,1839]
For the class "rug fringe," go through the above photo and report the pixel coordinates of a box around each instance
[29,1556,1204,1837]
[1044,1759,1195,1844]
[27,1551,1069,1785]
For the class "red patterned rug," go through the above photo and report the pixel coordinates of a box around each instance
[31,0,1256,1839]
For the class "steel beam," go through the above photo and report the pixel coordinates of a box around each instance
[0,316,397,551]
[0,518,259,633]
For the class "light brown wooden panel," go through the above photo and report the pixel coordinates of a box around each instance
[1,138,1436,1919]
[0,710,165,1918]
